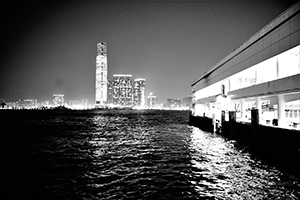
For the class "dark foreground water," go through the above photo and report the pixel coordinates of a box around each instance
[1,110,300,199]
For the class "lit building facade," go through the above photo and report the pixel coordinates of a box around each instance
[133,78,146,107]
[107,80,114,105]
[191,3,300,129]
[182,96,193,108]
[95,42,108,107]
[147,92,157,108]
[165,98,181,109]
[113,74,133,106]
[52,94,64,106]
[69,99,88,109]
[17,99,38,109]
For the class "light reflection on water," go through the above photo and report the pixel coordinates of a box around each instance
[85,111,300,199]
[2,110,300,199]
[189,127,299,199]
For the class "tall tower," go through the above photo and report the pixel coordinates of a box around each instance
[95,42,108,107]
[133,78,146,107]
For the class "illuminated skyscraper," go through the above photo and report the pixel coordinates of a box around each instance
[95,42,108,107]
[107,80,114,105]
[52,94,64,106]
[17,99,38,109]
[113,74,133,106]
[147,92,157,108]
[133,78,146,107]
[165,98,181,108]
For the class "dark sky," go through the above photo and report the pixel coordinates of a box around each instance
[1,0,297,104]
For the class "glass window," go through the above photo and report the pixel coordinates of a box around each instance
[255,56,277,84]
[194,45,300,101]
[229,72,243,91]
[278,45,300,79]
[194,89,202,100]
[241,66,256,87]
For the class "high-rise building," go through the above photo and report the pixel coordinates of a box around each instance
[182,95,193,108]
[17,99,38,109]
[113,74,133,107]
[165,98,181,108]
[107,80,114,105]
[52,94,64,106]
[147,92,157,108]
[95,42,108,107]
[133,78,146,107]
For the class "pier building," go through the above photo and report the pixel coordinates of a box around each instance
[191,2,300,130]
[147,92,157,108]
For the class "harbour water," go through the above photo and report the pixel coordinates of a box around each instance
[1,110,299,199]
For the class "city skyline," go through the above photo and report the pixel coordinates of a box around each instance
[96,42,147,107]
[1,1,297,104]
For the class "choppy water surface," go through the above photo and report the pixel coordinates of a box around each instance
[1,110,300,199]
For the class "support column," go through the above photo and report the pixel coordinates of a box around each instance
[256,97,262,124]
[229,111,236,138]
[205,103,209,117]
[221,110,226,135]
[251,109,259,126]
[194,103,199,116]
[240,99,245,121]
[208,103,212,118]
[277,94,285,128]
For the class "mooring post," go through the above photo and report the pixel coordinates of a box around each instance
[229,111,236,139]
[251,109,259,126]
[221,110,225,136]
[251,108,259,142]
[212,113,216,133]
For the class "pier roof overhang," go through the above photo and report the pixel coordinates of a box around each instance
[195,74,300,104]
[228,74,300,101]
[191,2,300,88]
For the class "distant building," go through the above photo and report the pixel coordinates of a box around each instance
[165,98,181,108]
[113,74,133,107]
[5,102,17,109]
[107,80,114,105]
[147,92,157,108]
[95,42,108,107]
[52,94,64,106]
[182,96,193,108]
[0,99,6,109]
[69,99,88,109]
[16,99,38,109]
[133,78,146,107]
[41,101,50,107]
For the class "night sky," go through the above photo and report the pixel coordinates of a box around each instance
[1,0,297,104]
